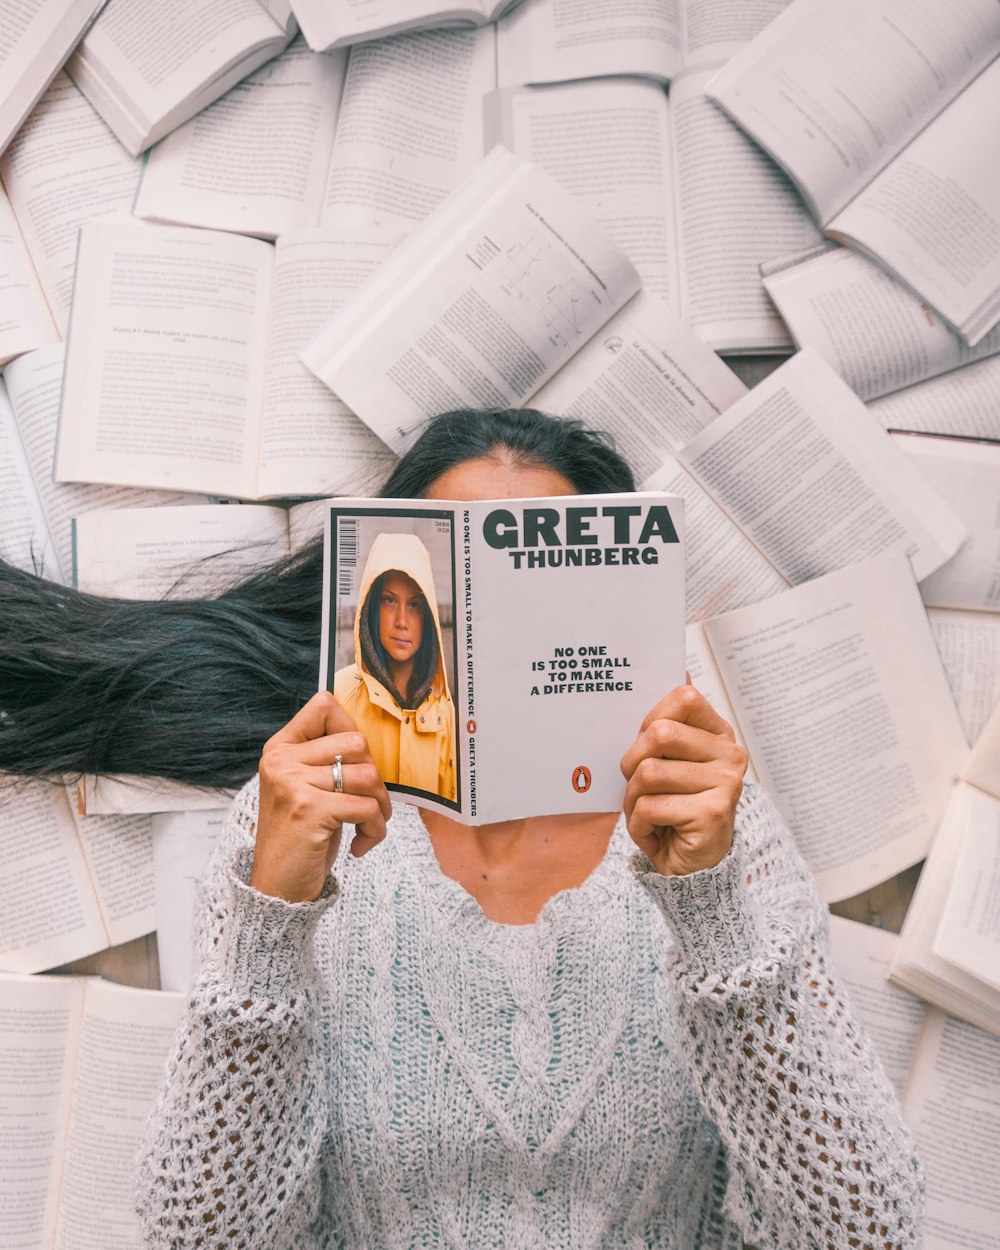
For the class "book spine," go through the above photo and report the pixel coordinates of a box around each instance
[461,507,477,821]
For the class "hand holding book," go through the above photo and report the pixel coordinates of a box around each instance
[252,690,392,904]
[620,685,748,877]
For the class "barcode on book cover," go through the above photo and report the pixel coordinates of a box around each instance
[337,520,359,599]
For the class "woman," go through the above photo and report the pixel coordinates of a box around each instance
[333,531,456,802]
[0,409,921,1248]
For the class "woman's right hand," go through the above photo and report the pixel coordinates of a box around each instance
[250,690,392,903]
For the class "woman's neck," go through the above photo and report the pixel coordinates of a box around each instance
[419,809,619,924]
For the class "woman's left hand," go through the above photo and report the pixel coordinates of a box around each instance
[620,685,748,876]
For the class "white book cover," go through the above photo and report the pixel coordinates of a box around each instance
[319,493,685,823]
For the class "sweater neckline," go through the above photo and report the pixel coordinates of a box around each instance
[388,801,631,936]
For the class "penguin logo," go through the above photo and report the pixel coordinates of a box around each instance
[571,765,592,793]
[467,719,476,734]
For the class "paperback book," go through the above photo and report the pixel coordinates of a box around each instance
[318,492,686,823]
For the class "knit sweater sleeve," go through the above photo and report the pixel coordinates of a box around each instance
[632,782,924,1250]
[135,776,338,1250]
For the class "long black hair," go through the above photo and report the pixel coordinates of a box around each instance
[0,408,634,788]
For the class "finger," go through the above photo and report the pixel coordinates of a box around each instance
[620,718,742,780]
[637,685,735,739]
[626,789,729,841]
[626,756,737,799]
[264,690,356,749]
[281,731,373,768]
[303,760,393,821]
[349,828,384,859]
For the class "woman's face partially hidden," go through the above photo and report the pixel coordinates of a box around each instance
[379,571,424,663]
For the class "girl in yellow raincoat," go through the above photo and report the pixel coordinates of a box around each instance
[333,531,456,802]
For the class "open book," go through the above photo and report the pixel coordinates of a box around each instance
[319,493,685,823]
[0,972,184,1249]
[0,345,207,584]
[707,0,1000,343]
[290,0,518,51]
[302,146,643,453]
[0,0,104,156]
[0,779,154,974]
[484,72,822,353]
[762,246,1000,422]
[688,554,969,901]
[134,26,495,239]
[496,0,790,88]
[53,222,398,499]
[70,499,328,815]
[151,808,227,993]
[65,0,294,155]
[901,1009,1000,1248]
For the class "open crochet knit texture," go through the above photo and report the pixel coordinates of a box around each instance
[135,779,923,1248]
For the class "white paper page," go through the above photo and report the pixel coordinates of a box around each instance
[304,148,641,453]
[928,608,1000,746]
[292,0,498,50]
[4,344,207,582]
[831,57,1000,347]
[0,973,86,1249]
[826,916,926,1096]
[763,247,1000,403]
[679,349,968,584]
[67,0,289,154]
[965,703,1000,804]
[684,620,755,781]
[322,25,495,232]
[902,1010,1000,1248]
[704,555,970,901]
[79,775,235,817]
[892,783,1000,1032]
[496,0,682,87]
[55,221,273,498]
[871,358,1000,444]
[644,455,787,622]
[151,808,226,993]
[73,504,291,600]
[670,67,821,353]
[53,980,185,1250]
[135,38,346,239]
[0,73,141,333]
[257,229,398,498]
[0,0,103,156]
[485,79,676,306]
[895,435,1000,612]
[531,290,746,487]
[680,0,790,68]
[71,808,155,949]
[934,785,1000,993]
[0,376,59,578]
[706,0,1000,223]
[0,782,106,974]
[0,185,57,366]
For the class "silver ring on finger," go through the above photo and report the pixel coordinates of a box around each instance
[332,754,344,793]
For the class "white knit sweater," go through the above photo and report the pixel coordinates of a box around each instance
[135,779,923,1249]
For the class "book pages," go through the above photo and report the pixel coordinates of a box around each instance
[869,355,1000,442]
[678,349,968,584]
[292,0,504,51]
[151,808,226,993]
[55,221,274,498]
[826,916,926,1096]
[530,291,746,487]
[71,807,155,948]
[933,784,1000,992]
[0,0,104,157]
[0,375,58,577]
[679,0,791,68]
[684,620,756,783]
[4,343,207,580]
[0,185,57,366]
[135,38,346,238]
[322,26,495,232]
[0,73,142,331]
[902,1009,1000,1248]
[928,608,1000,746]
[704,555,970,900]
[896,435,1000,612]
[0,782,108,974]
[303,147,642,453]
[830,56,1000,346]
[964,702,1000,804]
[67,0,290,155]
[706,0,1000,223]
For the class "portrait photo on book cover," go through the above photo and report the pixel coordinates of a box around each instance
[327,511,459,807]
